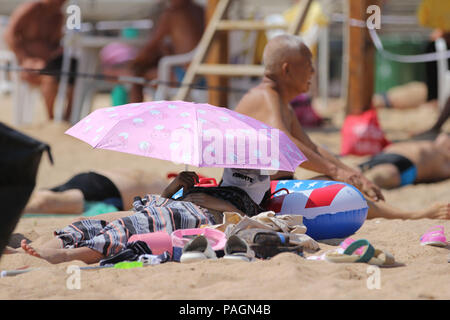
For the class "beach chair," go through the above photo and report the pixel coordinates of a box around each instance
[0,15,13,95]
[147,47,207,102]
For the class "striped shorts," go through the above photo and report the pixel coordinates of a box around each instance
[54,195,212,257]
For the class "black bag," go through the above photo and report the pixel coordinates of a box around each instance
[99,240,153,266]
[0,122,52,258]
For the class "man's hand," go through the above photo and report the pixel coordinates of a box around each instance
[335,168,385,202]
[161,171,199,198]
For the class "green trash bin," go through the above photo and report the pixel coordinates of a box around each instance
[375,35,428,94]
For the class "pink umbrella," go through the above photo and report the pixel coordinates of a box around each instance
[65,100,307,172]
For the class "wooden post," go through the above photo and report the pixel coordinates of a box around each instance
[205,0,229,107]
[346,0,379,115]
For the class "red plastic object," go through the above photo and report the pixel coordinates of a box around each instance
[265,188,290,212]
[166,173,218,187]
[340,108,390,156]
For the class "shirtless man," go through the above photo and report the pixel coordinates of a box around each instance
[24,169,167,214]
[4,0,75,120]
[360,133,450,189]
[234,34,449,219]
[129,0,204,102]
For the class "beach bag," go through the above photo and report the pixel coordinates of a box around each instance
[171,228,227,261]
[234,228,304,259]
[340,109,390,156]
[290,94,323,128]
[0,122,52,258]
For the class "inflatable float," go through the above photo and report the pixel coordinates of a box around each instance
[168,173,368,241]
[266,180,368,240]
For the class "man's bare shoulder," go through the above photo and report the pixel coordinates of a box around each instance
[11,1,42,18]
[235,84,282,113]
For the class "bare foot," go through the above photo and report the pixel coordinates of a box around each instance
[21,239,66,264]
[3,246,18,254]
[414,203,450,220]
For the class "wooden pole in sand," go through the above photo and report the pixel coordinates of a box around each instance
[205,0,229,107]
[346,0,379,115]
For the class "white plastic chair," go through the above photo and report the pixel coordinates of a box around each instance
[10,55,40,125]
[436,37,450,111]
[0,50,14,94]
[142,47,206,102]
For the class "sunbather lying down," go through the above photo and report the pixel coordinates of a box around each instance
[359,133,450,189]
[23,169,168,214]
[17,170,271,264]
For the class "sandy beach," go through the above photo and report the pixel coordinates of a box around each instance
[0,92,449,300]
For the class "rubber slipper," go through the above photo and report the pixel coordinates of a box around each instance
[420,226,447,247]
[367,249,396,266]
[324,239,375,263]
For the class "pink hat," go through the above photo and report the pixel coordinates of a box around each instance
[100,42,138,66]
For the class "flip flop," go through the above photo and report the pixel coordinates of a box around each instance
[324,239,375,263]
[420,226,447,247]
[325,239,396,266]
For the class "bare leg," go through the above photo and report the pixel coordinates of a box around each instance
[367,200,449,220]
[40,75,59,119]
[373,82,428,110]
[21,239,104,264]
[412,97,450,140]
[24,189,84,214]
[63,85,74,121]
[309,175,449,220]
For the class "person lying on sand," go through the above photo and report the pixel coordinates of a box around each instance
[18,170,269,264]
[24,169,167,214]
[411,96,450,140]
[234,34,449,220]
[360,133,450,189]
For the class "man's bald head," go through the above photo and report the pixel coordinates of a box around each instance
[262,34,314,96]
[262,34,312,75]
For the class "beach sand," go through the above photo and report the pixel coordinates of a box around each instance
[0,92,449,300]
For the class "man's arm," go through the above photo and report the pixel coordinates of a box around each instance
[132,10,171,69]
[289,107,384,201]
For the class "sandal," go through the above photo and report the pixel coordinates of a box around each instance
[420,226,447,247]
[325,239,396,266]
[223,235,256,262]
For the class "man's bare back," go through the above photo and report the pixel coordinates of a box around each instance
[235,82,300,180]
[165,1,204,54]
[129,0,204,102]
[5,1,64,63]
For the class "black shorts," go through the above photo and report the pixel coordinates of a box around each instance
[358,153,417,186]
[42,54,78,85]
[50,172,123,210]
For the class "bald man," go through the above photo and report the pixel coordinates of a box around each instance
[235,34,449,220]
